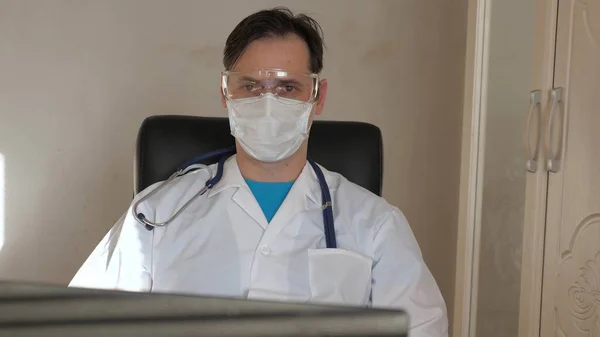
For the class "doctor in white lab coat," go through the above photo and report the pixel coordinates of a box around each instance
[70,7,448,337]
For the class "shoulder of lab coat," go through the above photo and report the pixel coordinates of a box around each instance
[68,164,215,291]
[322,169,448,337]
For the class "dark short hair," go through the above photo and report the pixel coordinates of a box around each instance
[223,7,325,73]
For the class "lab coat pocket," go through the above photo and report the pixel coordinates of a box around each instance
[307,248,372,306]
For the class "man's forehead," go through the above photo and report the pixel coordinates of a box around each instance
[231,36,311,73]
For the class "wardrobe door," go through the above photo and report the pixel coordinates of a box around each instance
[540,0,600,335]
[468,0,538,336]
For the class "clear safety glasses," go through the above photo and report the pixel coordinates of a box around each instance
[221,69,320,104]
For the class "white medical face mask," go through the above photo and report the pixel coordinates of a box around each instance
[226,93,314,162]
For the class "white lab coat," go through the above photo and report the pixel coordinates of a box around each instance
[70,155,448,336]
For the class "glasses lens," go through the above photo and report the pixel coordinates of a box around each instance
[223,70,317,103]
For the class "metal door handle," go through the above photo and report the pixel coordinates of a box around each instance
[525,90,542,173]
[546,87,563,172]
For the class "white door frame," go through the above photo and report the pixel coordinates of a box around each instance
[452,0,489,335]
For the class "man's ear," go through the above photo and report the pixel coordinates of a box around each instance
[314,79,328,116]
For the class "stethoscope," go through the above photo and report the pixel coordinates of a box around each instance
[132,147,337,249]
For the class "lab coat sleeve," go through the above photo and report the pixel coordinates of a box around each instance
[370,209,448,337]
[68,200,154,292]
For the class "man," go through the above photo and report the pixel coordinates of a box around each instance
[70,7,448,336]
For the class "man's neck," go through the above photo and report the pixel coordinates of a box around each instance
[236,144,307,182]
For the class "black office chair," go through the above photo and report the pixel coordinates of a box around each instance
[135,115,383,196]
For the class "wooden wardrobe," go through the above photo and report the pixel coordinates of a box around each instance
[454,0,600,336]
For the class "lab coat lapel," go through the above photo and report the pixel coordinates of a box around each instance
[207,156,268,229]
[261,163,319,241]
[232,189,269,229]
[206,156,324,231]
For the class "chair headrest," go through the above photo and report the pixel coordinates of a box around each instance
[136,115,383,196]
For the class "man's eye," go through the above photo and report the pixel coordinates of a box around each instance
[243,84,255,91]
[284,85,295,92]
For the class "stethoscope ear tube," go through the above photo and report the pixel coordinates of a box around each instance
[205,151,233,188]
[179,146,237,171]
[133,147,237,230]
[308,158,337,249]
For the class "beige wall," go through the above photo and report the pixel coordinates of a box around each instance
[0,0,466,321]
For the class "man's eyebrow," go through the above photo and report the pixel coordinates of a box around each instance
[278,79,301,84]
[234,77,305,87]
[278,79,305,88]
[236,76,258,82]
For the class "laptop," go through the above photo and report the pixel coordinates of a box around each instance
[0,281,409,337]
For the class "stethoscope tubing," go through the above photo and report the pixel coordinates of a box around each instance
[133,148,337,248]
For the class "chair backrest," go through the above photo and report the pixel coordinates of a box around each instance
[135,115,383,195]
